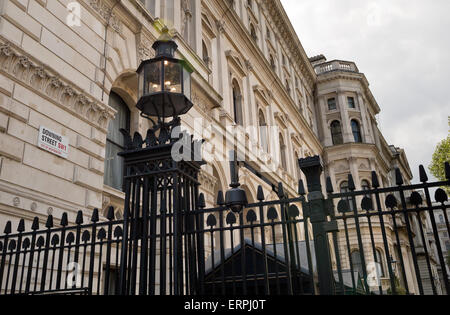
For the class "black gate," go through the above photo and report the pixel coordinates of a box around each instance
[0,147,449,295]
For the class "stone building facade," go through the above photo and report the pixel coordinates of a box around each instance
[0,0,437,294]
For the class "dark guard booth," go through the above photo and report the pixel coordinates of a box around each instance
[203,239,316,295]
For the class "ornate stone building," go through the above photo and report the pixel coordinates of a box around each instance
[0,0,432,294]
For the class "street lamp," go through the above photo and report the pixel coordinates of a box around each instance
[136,27,193,125]
[225,150,248,213]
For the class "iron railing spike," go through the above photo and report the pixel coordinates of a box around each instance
[419,165,428,183]
[277,182,284,199]
[395,168,404,186]
[31,217,40,230]
[91,208,99,223]
[326,177,334,194]
[445,161,450,180]
[4,221,12,234]
[198,193,206,209]
[257,185,265,201]
[60,213,68,227]
[217,190,225,205]
[76,210,84,225]
[45,215,54,228]
[371,171,380,188]
[17,219,25,233]
[107,206,115,221]
[347,174,356,191]
[298,180,306,196]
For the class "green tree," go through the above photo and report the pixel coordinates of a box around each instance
[429,118,450,194]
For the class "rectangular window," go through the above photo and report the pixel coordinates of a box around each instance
[328,98,336,110]
[348,97,356,109]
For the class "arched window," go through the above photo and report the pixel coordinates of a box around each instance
[250,24,258,43]
[104,92,130,191]
[351,250,363,277]
[232,80,243,126]
[340,180,355,212]
[280,133,287,170]
[375,249,385,277]
[331,121,343,145]
[202,40,210,66]
[439,214,444,224]
[351,120,362,143]
[259,110,268,152]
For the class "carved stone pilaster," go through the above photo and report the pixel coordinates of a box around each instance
[216,20,225,34]
[88,0,123,35]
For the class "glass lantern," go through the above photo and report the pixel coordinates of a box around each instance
[136,27,193,120]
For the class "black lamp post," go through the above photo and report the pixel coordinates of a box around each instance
[225,150,248,213]
[136,26,193,127]
[118,27,204,295]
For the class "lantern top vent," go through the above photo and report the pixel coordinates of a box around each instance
[152,27,178,59]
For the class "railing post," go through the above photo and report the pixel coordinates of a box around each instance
[299,156,336,295]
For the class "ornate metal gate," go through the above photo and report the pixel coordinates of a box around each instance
[0,149,449,295]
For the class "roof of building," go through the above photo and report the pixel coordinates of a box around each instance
[309,54,327,63]
[204,239,316,275]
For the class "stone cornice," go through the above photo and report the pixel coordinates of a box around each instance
[0,39,116,131]
[264,0,317,90]
[225,50,247,77]
[317,70,381,115]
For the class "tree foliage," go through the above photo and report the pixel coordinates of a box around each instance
[429,118,450,193]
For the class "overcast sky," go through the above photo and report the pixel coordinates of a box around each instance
[281,0,450,183]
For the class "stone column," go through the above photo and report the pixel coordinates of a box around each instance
[245,61,255,127]
[216,21,231,114]
[319,97,332,146]
[193,0,202,55]
[172,0,181,31]
[285,128,294,174]
[338,92,352,143]
[357,93,373,144]
[348,156,361,190]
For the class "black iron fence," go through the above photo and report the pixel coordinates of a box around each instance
[325,165,450,295]
[0,208,124,295]
[0,157,449,295]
